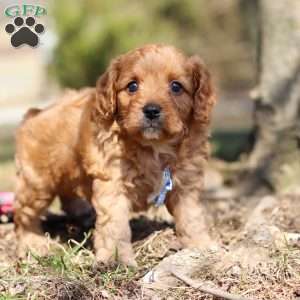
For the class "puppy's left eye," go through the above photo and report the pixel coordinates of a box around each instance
[170,81,183,95]
[127,81,139,93]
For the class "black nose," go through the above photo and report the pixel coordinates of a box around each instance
[143,103,161,120]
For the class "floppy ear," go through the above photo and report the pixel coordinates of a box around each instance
[94,59,119,122]
[189,56,216,125]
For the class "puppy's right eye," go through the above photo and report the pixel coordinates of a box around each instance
[170,81,183,95]
[127,81,139,93]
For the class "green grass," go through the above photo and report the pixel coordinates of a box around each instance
[0,296,21,300]
[0,228,175,299]
[0,232,141,299]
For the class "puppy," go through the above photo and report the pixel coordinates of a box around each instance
[14,44,216,266]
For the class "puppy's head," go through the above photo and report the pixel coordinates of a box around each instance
[95,44,215,142]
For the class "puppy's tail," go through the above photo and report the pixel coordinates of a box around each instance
[22,108,41,121]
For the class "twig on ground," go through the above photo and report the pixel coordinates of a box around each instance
[170,268,258,300]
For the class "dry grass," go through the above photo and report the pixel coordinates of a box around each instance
[0,232,140,299]
[0,223,299,299]
[139,239,300,300]
[0,226,176,299]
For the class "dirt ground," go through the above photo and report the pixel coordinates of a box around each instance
[0,174,299,300]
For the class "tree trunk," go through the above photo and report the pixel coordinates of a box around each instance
[248,0,300,193]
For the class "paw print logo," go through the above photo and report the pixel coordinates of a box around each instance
[5,17,45,48]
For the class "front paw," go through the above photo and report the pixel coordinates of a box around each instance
[95,245,137,267]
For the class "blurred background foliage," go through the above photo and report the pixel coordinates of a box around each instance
[0,0,259,191]
[50,0,258,89]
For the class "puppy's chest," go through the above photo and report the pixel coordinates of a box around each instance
[127,151,174,210]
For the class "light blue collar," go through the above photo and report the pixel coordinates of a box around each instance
[153,167,173,207]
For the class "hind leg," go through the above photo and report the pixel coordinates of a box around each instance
[14,175,54,257]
